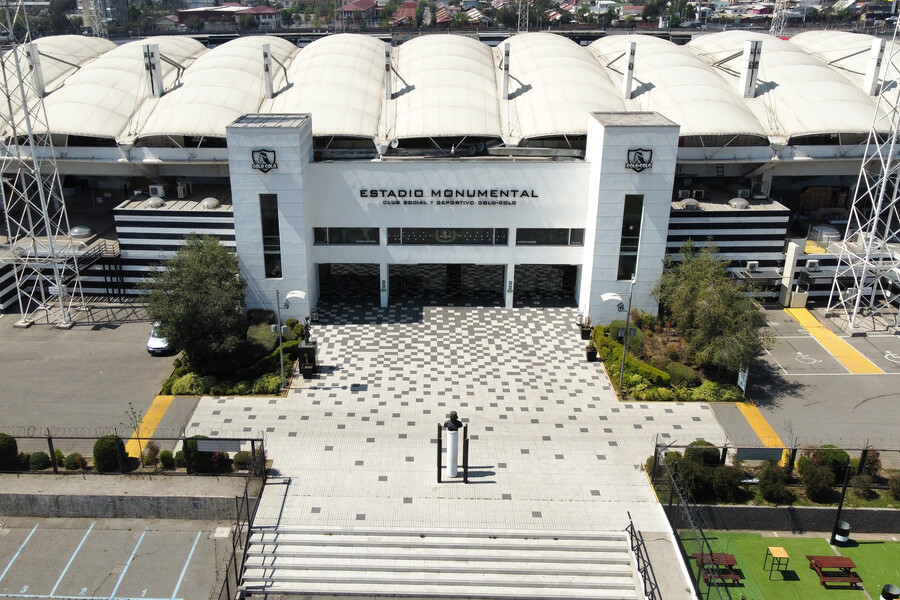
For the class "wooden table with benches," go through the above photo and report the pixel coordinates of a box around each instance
[806,555,861,587]
[691,553,743,584]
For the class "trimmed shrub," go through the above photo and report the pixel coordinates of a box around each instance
[17,452,30,470]
[184,436,214,473]
[678,459,714,502]
[607,319,646,354]
[64,452,87,470]
[54,449,64,466]
[171,373,203,395]
[0,433,18,471]
[890,473,900,501]
[664,362,701,388]
[712,465,746,503]
[175,450,186,468]
[160,374,178,395]
[285,318,299,330]
[799,444,850,479]
[858,448,882,478]
[142,441,160,467]
[233,451,252,471]
[93,435,126,473]
[252,373,281,395]
[29,451,51,470]
[802,464,835,502]
[758,460,793,505]
[690,381,743,403]
[684,440,720,468]
[210,451,231,472]
[233,380,252,395]
[851,474,876,500]
[598,340,670,387]
[159,449,175,469]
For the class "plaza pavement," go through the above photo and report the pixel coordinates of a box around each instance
[184,303,732,598]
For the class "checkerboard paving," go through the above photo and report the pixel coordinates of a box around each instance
[187,303,731,534]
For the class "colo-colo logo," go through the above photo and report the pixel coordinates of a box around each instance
[625,148,652,173]
[251,149,277,173]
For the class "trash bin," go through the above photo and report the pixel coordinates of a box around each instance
[834,520,851,545]
[881,584,900,600]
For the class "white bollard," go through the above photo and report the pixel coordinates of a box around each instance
[446,430,459,478]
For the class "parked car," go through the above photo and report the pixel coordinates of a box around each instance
[147,321,170,355]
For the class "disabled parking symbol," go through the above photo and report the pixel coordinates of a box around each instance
[795,352,821,365]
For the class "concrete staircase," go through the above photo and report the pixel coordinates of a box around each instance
[240,527,641,599]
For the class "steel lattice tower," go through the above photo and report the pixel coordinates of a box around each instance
[827,23,900,331]
[1,0,85,327]
[87,0,109,40]
[769,0,788,37]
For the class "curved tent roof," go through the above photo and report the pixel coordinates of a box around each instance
[7,31,894,149]
[137,36,296,142]
[263,34,383,139]
[790,30,900,105]
[41,36,204,141]
[687,31,881,142]
[388,34,500,142]
[589,35,766,138]
[498,33,623,144]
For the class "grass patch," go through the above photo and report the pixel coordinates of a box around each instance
[839,540,900,599]
[679,531,899,600]
[246,322,279,353]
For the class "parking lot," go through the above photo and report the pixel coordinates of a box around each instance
[0,302,194,452]
[0,518,231,600]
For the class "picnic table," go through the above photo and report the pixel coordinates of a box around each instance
[806,555,861,587]
[691,552,743,584]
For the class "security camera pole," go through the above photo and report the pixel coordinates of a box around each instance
[601,274,636,391]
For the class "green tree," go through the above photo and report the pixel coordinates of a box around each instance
[238,14,258,29]
[142,235,247,376]
[185,16,203,31]
[653,241,772,376]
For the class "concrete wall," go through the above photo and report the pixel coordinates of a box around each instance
[667,504,900,533]
[0,493,253,520]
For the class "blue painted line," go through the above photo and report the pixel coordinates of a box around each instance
[170,531,201,599]
[50,521,95,597]
[0,523,38,583]
[109,527,147,598]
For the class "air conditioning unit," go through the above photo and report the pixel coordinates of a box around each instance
[737,188,751,198]
[176,182,192,199]
[148,184,166,198]
[746,260,759,273]
[692,189,705,200]
[805,259,820,272]
[677,189,691,199]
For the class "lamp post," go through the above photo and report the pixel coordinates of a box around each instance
[601,274,636,391]
[275,289,306,390]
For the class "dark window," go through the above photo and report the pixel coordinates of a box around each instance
[617,195,643,281]
[516,228,576,246]
[313,228,328,245]
[569,229,585,246]
[386,228,500,245]
[260,193,281,278]
[494,228,508,245]
[327,227,379,245]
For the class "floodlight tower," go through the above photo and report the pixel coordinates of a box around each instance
[769,0,787,37]
[88,0,109,40]
[517,0,527,32]
[827,23,900,331]
[0,0,86,327]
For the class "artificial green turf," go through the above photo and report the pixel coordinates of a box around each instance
[838,540,900,599]
[679,531,873,600]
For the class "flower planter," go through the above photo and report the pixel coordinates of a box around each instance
[581,327,592,340]
[586,348,598,362]
[300,363,314,379]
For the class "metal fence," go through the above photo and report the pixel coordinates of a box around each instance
[625,511,662,600]
[215,471,266,600]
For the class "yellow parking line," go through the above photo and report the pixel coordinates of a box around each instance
[737,402,789,465]
[785,308,883,374]
[125,395,174,458]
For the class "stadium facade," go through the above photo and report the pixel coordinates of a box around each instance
[1,30,897,323]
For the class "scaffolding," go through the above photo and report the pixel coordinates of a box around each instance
[0,0,86,327]
[828,23,900,332]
